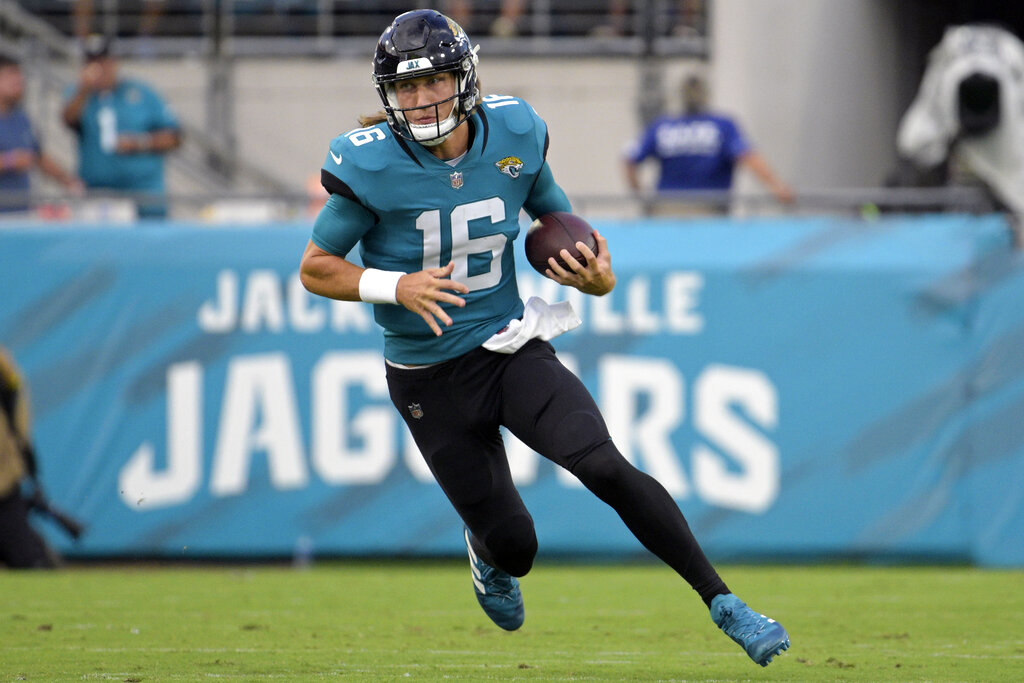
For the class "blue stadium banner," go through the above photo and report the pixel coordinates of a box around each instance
[1,214,1022,566]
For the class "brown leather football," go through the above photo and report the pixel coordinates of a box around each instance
[524,212,597,275]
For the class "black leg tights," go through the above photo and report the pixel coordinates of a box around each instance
[568,441,729,608]
[496,340,730,608]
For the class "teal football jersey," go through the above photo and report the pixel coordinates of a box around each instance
[312,95,571,364]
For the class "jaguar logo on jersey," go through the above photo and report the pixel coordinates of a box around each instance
[495,156,524,179]
[450,171,464,189]
[408,403,424,419]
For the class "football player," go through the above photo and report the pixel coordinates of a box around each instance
[299,9,789,667]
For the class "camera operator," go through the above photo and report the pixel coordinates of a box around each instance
[0,346,60,569]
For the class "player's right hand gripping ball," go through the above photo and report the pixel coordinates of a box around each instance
[524,212,598,275]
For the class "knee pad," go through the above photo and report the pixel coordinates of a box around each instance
[485,513,537,577]
[551,409,610,460]
[571,440,636,503]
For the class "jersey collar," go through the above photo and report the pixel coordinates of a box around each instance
[398,108,489,168]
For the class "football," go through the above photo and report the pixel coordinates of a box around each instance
[524,212,598,275]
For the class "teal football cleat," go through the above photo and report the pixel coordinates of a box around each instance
[710,593,790,667]
[464,528,524,631]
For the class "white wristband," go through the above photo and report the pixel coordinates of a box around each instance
[358,268,405,304]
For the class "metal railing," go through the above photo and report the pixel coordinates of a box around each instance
[11,1,710,59]
[0,186,1005,225]
[2,0,709,207]
[2,0,295,196]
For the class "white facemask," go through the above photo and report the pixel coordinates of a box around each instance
[407,107,460,146]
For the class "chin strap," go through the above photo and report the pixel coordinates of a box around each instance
[416,132,451,147]
[409,104,461,145]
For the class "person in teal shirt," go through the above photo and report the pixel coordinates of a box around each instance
[61,35,181,219]
[299,9,790,668]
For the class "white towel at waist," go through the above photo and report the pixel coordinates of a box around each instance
[482,296,581,354]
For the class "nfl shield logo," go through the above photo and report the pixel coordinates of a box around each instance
[408,402,424,419]
[450,171,463,189]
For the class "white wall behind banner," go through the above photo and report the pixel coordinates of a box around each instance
[28,0,911,208]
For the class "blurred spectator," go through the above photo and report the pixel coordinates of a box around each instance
[0,347,59,569]
[597,0,705,37]
[0,56,83,215]
[443,0,473,32]
[898,24,1024,227]
[443,0,527,37]
[60,35,181,219]
[73,1,167,43]
[622,75,794,214]
[489,0,526,37]
[305,171,328,217]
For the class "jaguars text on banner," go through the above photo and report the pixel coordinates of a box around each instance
[0,215,1021,566]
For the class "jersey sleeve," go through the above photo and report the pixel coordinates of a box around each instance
[310,192,376,258]
[310,126,390,257]
[140,82,180,131]
[722,118,752,160]
[510,101,570,218]
[625,122,657,163]
[523,160,571,219]
[154,99,180,131]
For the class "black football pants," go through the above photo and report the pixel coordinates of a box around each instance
[386,338,729,607]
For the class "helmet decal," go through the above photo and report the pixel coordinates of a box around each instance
[396,57,433,76]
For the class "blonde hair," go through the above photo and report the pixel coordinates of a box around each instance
[358,111,389,128]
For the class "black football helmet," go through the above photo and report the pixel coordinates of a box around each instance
[372,10,480,145]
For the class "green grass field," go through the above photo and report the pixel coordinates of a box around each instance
[2,561,1021,682]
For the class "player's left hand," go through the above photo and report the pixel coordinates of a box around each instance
[544,229,616,296]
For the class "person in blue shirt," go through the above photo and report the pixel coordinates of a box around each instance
[623,75,794,213]
[60,35,181,219]
[299,9,789,668]
[0,56,82,214]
